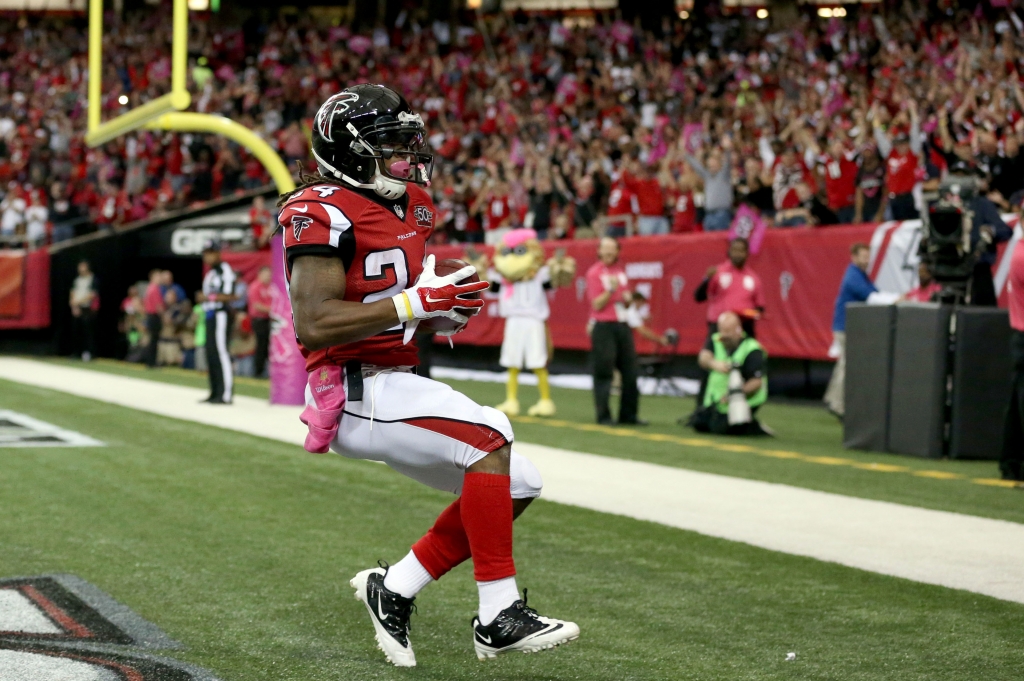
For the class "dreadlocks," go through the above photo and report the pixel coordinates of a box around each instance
[277,163,345,207]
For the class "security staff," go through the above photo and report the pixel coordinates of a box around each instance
[585,237,642,426]
[691,311,769,435]
[200,240,237,404]
[1000,237,1024,482]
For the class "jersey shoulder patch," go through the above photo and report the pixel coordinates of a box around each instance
[405,185,436,230]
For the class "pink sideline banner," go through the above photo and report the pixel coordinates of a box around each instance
[268,233,307,405]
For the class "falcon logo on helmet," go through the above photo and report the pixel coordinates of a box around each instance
[310,84,434,200]
[315,92,360,143]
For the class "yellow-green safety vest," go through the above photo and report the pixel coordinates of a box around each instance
[703,334,768,413]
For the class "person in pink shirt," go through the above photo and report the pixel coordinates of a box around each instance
[247,266,275,378]
[586,237,642,426]
[143,269,166,368]
[694,238,765,338]
[900,261,942,303]
[1000,239,1024,482]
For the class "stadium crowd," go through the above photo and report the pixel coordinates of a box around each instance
[3,3,1024,247]
[119,264,272,378]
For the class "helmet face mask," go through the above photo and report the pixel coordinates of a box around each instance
[311,85,434,199]
[352,121,434,186]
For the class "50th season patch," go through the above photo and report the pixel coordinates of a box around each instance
[0,410,104,448]
[0,574,219,680]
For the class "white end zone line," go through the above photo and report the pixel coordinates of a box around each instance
[0,409,104,447]
[2,357,1024,605]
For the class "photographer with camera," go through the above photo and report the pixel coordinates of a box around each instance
[965,182,1012,307]
[690,311,769,436]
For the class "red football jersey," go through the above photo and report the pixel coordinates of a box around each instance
[281,182,435,371]
[819,152,858,210]
[886,150,918,195]
[606,181,637,217]
[670,189,699,233]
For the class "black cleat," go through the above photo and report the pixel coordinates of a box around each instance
[350,565,417,667]
[472,590,579,660]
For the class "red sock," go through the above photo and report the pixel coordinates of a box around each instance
[460,472,515,582]
[412,498,471,580]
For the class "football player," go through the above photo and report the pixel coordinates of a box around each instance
[280,84,579,666]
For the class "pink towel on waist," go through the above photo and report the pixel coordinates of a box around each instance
[299,365,345,453]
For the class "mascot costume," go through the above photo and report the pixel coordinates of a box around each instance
[489,228,575,417]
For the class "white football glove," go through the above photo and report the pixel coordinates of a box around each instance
[392,254,487,343]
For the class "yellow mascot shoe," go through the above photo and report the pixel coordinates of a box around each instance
[495,399,520,417]
[527,399,556,418]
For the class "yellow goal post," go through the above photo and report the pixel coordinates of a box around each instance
[85,0,295,194]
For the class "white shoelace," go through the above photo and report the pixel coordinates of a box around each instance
[368,370,386,431]
[359,365,415,431]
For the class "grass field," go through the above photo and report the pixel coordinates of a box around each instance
[2,371,1024,680]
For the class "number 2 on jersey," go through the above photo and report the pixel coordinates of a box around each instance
[363,248,409,332]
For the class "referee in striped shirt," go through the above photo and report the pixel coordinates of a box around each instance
[200,240,237,404]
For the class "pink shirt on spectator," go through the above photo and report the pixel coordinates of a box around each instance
[143,283,164,315]
[586,261,629,323]
[706,261,764,323]
[248,280,275,319]
[904,282,942,303]
[1008,241,1024,332]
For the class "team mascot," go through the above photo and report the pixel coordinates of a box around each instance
[489,228,575,418]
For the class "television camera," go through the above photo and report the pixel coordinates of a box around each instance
[919,173,994,303]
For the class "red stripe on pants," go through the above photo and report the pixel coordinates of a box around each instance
[402,417,508,453]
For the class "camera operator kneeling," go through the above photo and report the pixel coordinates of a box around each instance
[690,311,770,436]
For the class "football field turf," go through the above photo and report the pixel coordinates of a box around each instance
[2,366,1024,679]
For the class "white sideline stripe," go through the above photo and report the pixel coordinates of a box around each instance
[2,358,1024,605]
[0,589,62,634]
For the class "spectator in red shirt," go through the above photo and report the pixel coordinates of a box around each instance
[625,159,668,236]
[773,146,815,214]
[143,269,165,368]
[873,100,921,220]
[603,173,637,238]
[471,177,513,247]
[247,266,275,378]
[900,261,942,303]
[818,139,860,225]
[670,174,700,233]
[249,196,273,250]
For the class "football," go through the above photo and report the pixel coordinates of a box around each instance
[421,258,484,334]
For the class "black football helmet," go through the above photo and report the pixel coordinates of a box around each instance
[311,84,433,200]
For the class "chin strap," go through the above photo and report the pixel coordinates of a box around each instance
[334,168,407,199]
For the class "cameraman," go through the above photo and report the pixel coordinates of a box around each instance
[967,187,1012,306]
[943,162,1013,306]
[690,311,769,436]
